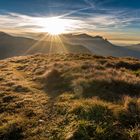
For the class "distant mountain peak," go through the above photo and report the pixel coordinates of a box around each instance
[0,31,8,35]
[94,35,103,39]
[0,31,12,37]
[75,33,94,38]
[69,33,106,40]
[58,33,106,40]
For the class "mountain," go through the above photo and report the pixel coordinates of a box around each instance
[0,32,140,59]
[0,32,35,59]
[0,32,91,59]
[124,44,140,52]
[60,33,140,58]
[0,54,139,139]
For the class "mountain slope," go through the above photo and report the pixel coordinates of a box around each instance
[0,32,35,59]
[124,44,140,52]
[0,54,140,139]
[60,34,140,58]
[0,32,91,59]
[0,32,140,59]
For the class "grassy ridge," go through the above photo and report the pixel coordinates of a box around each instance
[0,54,140,139]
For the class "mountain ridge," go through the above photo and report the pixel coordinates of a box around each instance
[0,32,91,59]
[0,31,140,59]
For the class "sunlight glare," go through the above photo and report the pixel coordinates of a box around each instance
[42,17,67,35]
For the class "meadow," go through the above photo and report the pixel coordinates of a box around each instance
[0,54,140,140]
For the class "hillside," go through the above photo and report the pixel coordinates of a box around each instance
[0,54,140,140]
[0,32,90,59]
[60,34,140,59]
[124,44,140,52]
[0,32,140,60]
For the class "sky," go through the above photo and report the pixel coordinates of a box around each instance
[0,0,140,45]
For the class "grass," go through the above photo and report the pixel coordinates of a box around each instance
[132,70,140,77]
[0,54,140,139]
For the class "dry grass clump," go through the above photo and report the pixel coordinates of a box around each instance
[104,58,140,70]
[118,97,140,127]
[70,100,113,123]
[132,70,140,77]
[0,115,25,140]
[37,69,71,95]
[125,125,140,140]
[115,61,140,71]
[12,85,31,93]
[65,120,128,140]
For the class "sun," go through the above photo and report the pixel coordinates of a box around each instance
[36,16,77,35]
[43,17,67,35]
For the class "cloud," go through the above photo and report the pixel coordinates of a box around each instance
[0,12,80,32]
[0,8,140,34]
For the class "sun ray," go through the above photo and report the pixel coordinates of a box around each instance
[48,35,52,55]
[23,14,82,55]
[24,33,49,55]
[55,35,68,53]
[49,36,53,55]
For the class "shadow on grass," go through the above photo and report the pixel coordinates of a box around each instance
[36,68,140,102]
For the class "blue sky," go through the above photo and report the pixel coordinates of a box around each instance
[0,0,140,16]
[0,0,140,44]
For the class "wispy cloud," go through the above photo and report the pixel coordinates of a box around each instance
[0,12,80,32]
[0,5,140,37]
[0,0,139,45]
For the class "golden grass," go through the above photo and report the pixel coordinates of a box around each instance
[0,54,139,139]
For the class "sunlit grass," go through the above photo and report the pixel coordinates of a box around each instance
[0,54,139,139]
